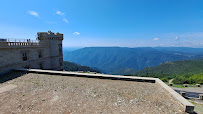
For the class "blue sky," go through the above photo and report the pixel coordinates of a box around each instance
[1,0,203,47]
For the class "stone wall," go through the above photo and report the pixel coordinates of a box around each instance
[0,31,63,75]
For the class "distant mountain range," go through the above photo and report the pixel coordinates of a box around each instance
[63,47,203,74]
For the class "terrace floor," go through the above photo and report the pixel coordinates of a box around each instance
[0,72,185,114]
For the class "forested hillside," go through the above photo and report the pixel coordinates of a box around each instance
[135,60,203,76]
[63,61,100,73]
[172,73,203,84]
[134,60,203,84]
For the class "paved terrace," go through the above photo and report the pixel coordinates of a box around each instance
[0,69,194,113]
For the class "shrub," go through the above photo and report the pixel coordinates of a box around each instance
[161,78,168,82]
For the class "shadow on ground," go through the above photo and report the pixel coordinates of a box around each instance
[0,71,27,83]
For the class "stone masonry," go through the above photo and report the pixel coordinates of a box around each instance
[0,31,63,75]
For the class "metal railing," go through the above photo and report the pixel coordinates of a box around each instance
[7,42,40,46]
[0,38,41,47]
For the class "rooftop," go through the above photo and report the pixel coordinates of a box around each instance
[37,31,63,40]
[0,71,187,114]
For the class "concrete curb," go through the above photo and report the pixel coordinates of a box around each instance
[15,69,156,83]
[14,68,194,113]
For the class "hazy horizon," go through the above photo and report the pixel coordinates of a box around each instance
[63,46,203,48]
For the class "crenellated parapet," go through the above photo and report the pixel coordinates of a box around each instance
[37,31,63,40]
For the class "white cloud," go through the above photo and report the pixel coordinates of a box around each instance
[153,38,159,41]
[55,10,69,24]
[73,32,80,35]
[27,10,39,17]
[63,18,69,23]
[175,36,179,40]
[56,10,65,15]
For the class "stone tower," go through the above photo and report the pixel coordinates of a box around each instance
[37,31,63,70]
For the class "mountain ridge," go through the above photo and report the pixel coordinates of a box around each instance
[63,47,202,74]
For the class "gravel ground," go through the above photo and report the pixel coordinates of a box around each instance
[0,72,185,114]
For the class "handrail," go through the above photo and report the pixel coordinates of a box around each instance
[7,42,40,46]
[0,38,41,47]
[0,38,39,43]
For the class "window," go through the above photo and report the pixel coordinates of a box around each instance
[38,51,42,58]
[22,52,28,61]
[58,44,62,56]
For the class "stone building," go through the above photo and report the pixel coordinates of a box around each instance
[0,31,63,75]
